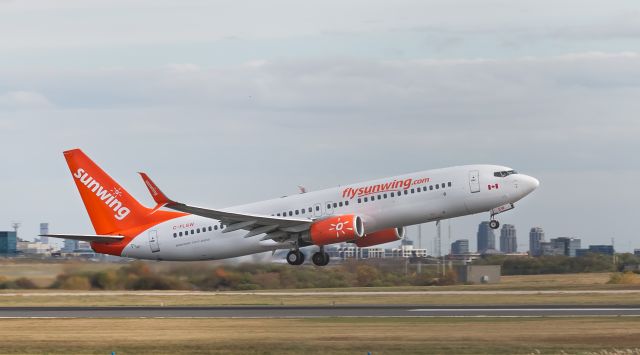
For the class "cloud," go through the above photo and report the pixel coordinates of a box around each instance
[0,91,52,109]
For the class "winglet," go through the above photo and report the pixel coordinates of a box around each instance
[138,172,173,207]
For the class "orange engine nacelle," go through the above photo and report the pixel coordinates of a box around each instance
[354,227,405,247]
[307,214,364,246]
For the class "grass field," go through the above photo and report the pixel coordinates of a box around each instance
[2,264,640,307]
[1,289,640,307]
[1,270,639,307]
[0,317,638,354]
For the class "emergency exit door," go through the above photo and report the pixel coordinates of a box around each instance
[469,170,480,193]
[149,230,160,253]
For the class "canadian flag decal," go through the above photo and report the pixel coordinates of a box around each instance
[488,183,499,190]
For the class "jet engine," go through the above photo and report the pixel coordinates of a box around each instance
[304,214,364,246]
[354,227,405,247]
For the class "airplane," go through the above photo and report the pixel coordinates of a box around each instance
[43,149,539,266]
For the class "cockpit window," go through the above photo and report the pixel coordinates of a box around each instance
[494,170,517,177]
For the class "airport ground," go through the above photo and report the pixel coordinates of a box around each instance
[1,317,639,354]
[2,263,640,354]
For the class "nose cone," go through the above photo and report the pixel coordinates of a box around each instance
[521,175,540,195]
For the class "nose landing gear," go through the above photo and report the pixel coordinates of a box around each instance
[488,203,514,230]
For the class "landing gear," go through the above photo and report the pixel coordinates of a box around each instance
[286,250,305,265]
[312,251,330,266]
[489,219,500,230]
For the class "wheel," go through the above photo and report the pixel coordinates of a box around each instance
[312,252,325,266]
[286,250,304,265]
[296,251,305,265]
[321,252,330,266]
[489,220,500,229]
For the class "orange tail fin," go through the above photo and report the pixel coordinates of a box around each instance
[64,149,182,235]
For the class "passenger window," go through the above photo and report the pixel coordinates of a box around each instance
[173,233,177,238]
[191,230,195,235]
[448,182,452,187]
[364,197,368,202]
[333,203,337,208]
[404,190,408,195]
[208,226,212,231]
[441,183,445,188]
[345,201,349,206]
[411,188,415,193]
[289,211,293,216]
[316,206,320,211]
[214,225,218,230]
[383,194,387,198]
[339,202,343,207]
[308,207,312,212]
[196,228,200,233]
[327,204,331,209]
[358,198,362,203]
[436,184,440,189]
[390,192,394,197]
[295,210,299,215]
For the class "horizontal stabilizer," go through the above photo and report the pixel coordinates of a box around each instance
[39,234,124,243]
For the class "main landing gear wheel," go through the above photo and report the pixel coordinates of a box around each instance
[312,252,330,266]
[286,250,305,265]
[489,220,500,229]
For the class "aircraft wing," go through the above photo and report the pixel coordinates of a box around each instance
[40,234,124,243]
[139,173,313,240]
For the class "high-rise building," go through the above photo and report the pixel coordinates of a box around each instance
[451,239,469,255]
[550,237,581,257]
[0,231,18,255]
[529,227,545,256]
[635,249,640,257]
[477,221,495,253]
[39,223,49,245]
[500,224,517,253]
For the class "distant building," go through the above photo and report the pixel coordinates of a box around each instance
[39,223,49,245]
[17,240,52,255]
[0,231,18,256]
[576,245,615,256]
[63,239,79,253]
[635,249,640,257]
[455,265,501,284]
[529,227,545,256]
[499,224,517,253]
[40,223,49,244]
[549,237,581,257]
[540,241,563,256]
[477,221,495,253]
[451,239,469,255]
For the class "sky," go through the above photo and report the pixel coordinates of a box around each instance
[0,0,639,253]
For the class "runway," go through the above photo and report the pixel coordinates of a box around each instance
[1,305,640,318]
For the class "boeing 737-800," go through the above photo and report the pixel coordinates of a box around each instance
[43,149,539,266]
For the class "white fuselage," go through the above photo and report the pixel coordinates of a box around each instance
[121,164,539,261]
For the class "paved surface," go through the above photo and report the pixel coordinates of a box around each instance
[2,290,640,297]
[1,305,640,318]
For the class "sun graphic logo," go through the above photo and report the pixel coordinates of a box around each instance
[111,187,123,198]
[329,217,353,238]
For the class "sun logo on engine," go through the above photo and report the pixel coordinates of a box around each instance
[329,217,353,238]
